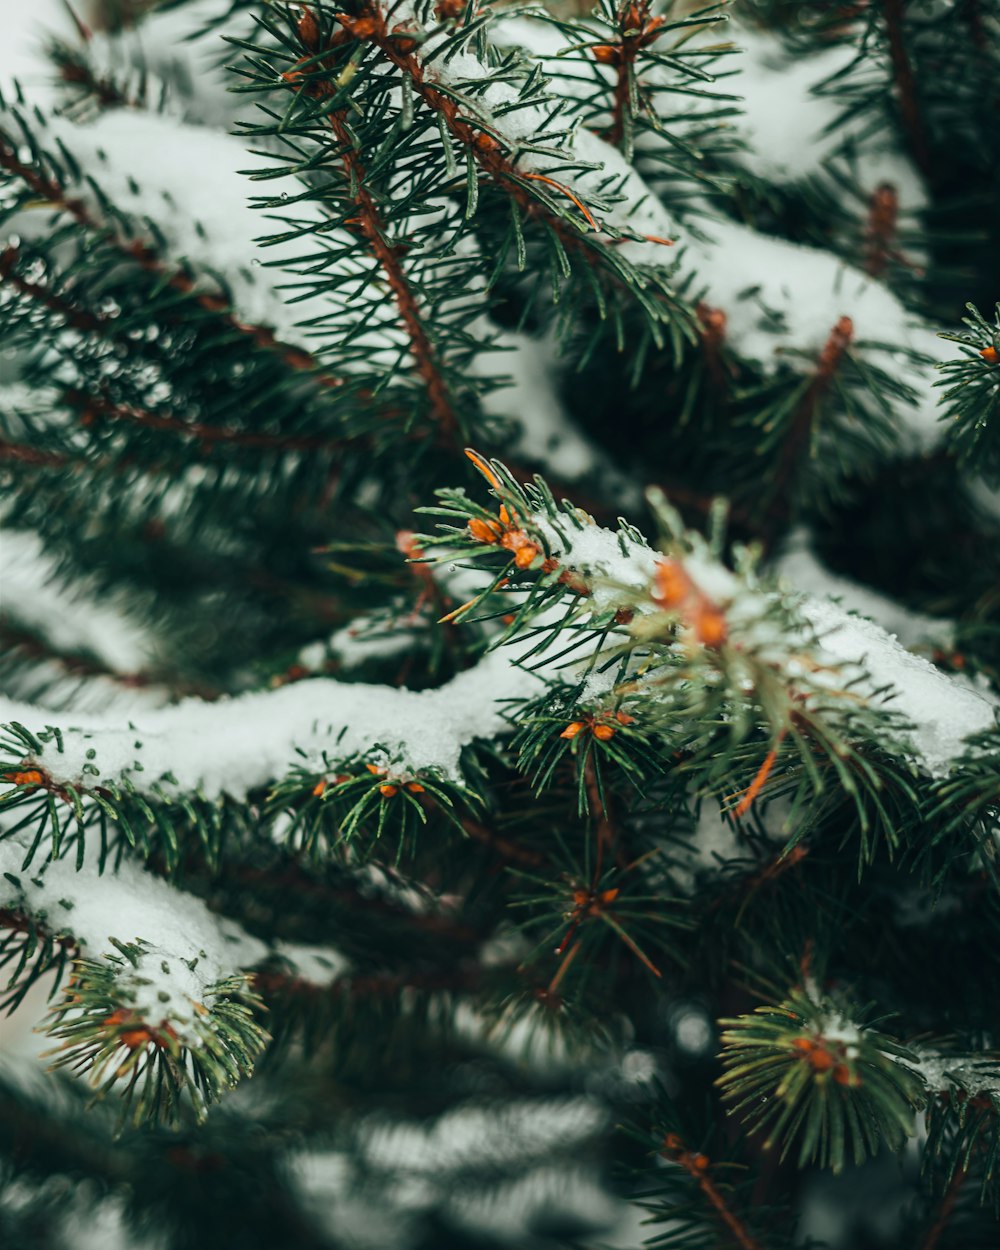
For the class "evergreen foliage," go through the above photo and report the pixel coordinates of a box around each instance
[0,1,998,1248]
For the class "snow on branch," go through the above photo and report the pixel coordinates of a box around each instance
[1,468,993,826]
[0,647,542,799]
[0,829,349,1119]
[488,11,959,452]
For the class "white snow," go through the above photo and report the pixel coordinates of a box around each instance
[774,534,954,651]
[732,27,926,209]
[0,646,543,796]
[0,832,265,1037]
[803,598,997,775]
[0,529,156,674]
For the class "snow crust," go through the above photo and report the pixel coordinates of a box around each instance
[0,832,265,1036]
[803,598,996,775]
[0,647,542,796]
[0,529,155,674]
[773,535,954,651]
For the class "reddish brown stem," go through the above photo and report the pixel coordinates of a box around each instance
[770,315,854,507]
[584,754,621,878]
[662,1136,766,1250]
[63,388,346,452]
[458,813,546,867]
[0,246,106,334]
[325,110,456,430]
[920,1163,969,1250]
[0,438,67,467]
[864,182,899,277]
[0,132,339,385]
[882,0,932,179]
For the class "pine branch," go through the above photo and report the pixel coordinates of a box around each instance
[881,0,932,178]
[920,1160,969,1250]
[660,1134,766,1250]
[766,314,855,511]
[63,388,351,453]
[0,125,338,386]
[329,107,457,430]
[0,436,67,468]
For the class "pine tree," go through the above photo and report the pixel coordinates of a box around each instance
[1,0,998,1246]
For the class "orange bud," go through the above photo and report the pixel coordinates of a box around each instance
[592,723,616,741]
[312,779,327,798]
[366,763,383,776]
[474,131,498,151]
[615,711,635,725]
[8,769,43,788]
[653,558,691,608]
[598,887,620,906]
[693,606,727,648]
[791,1036,817,1052]
[691,1153,710,1173]
[592,44,619,64]
[513,543,540,569]
[468,516,501,544]
[341,15,378,37]
[560,721,586,740]
[498,504,512,525]
[807,1047,835,1073]
[120,1027,153,1050]
[379,784,398,797]
[833,1064,857,1086]
[981,345,999,364]
[405,781,425,793]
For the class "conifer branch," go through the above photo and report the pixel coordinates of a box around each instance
[0,130,338,386]
[333,3,661,283]
[0,437,67,468]
[660,1134,766,1250]
[326,109,457,430]
[768,315,854,508]
[0,246,106,335]
[881,0,932,178]
[0,621,157,693]
[863,183,900,278]
[63,388,350,453]
[920,1161,969,1250]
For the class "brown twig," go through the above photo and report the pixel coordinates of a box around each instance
[864,182,899,278]
[0,246,107,334]
[882,0,932,179]
[661,1135,766,1250]
[594,2,667,150]
[458,813,547,867]
[62,388,348,453]
[0,131,339,385]
[0,437,67,468]
[326,111,456,429]
[768,315,854,512]
[920,1161,968,1250]
[584,753,622,877]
